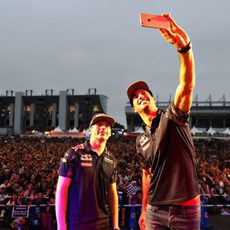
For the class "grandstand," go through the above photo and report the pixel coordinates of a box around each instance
[125,94,230,132]
[0,89,108,135]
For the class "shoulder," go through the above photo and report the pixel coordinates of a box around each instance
[63,143,85,160]
[165,103,190,126]
[104,151,117,164]
[72,143,85,152]
[136,132,146,145]
[137,130,145,138]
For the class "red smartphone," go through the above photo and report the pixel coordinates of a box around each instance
[140,13,170,29]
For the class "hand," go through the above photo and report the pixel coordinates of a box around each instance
[158,13,190,50]
[138,211,146,230]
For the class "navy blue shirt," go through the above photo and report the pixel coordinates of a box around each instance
[58,141,117,229]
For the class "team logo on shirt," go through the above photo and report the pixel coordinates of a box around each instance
[104,157,114,164]
[81,162,92,167]
[61,158,67,163]
[80,154,92,167]
[139,135,149,147]
[72,144,84,152]
[80,154,92,161]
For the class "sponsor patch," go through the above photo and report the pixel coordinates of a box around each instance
[104,157,114,164]
[139,135,149,146]
[61,158,67,163]
[80,162,92,167]
[80,154,92,161]
[73,144,84,152]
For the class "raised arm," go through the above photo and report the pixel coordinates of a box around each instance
[174,48,195,112]
[158,13,195,112]
[55,175,71,230]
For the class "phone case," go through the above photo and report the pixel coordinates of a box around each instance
[140,13,170,29]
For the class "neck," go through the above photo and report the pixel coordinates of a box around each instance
[89,139,107,155]
[140,107,158,127]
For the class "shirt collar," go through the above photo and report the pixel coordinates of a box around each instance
[84,141,108,156]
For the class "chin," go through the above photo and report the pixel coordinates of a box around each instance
[138,103,149,111]
[97,135,107,141]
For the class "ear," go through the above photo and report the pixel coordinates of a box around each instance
[132,106,137,113]
[88,127,92,134]
[107,127,112,137]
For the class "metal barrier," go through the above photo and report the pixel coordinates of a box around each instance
[0,203,56,229]
[0,199,229,229]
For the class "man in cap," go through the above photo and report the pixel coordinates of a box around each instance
[127,14,200,229]
[0,184,7,204]
[56,113,119,230]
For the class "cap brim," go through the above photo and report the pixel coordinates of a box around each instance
[127,81,150,101]
[90,114,115,127]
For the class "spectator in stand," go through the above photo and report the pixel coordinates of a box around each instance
[0,184,7,204]
[41,195,56,230]
[4,192,20,228]
[6,192,18,206]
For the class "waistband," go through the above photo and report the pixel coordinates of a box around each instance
[147,203,201,211]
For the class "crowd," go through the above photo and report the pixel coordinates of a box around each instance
[0,135,229,229]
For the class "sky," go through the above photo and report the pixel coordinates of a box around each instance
[0,0,229,127]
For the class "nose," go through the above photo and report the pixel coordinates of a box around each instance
[98,124,108,131]
[137,93,144,102]
[100,125,106,130]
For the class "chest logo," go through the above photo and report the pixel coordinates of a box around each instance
[104,157,114,164]
[80,162,92,167]
[139,135,149,147]
[61,158,67,163]
[80,154,92,162]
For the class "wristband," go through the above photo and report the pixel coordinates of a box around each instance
[113,228,120,230]
[177,41,192,53]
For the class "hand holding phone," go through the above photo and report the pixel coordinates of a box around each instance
[140,13,170,29]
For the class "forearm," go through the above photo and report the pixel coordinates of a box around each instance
[174,48,195,111]
[142,169,151,211]
[178,49,195,92]
[109,191,119,228]
[55,186,69,230]
[157,14,196,111]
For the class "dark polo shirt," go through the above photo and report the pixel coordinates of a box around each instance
[58,141,117,229]
[136,103,200,205]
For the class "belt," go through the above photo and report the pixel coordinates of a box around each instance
[147,203,201,212]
